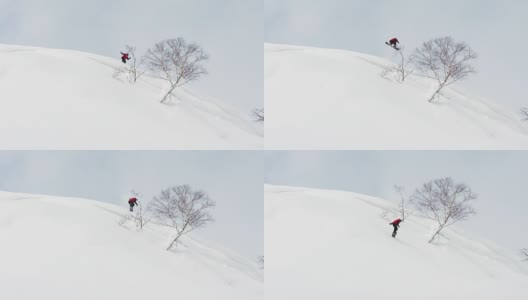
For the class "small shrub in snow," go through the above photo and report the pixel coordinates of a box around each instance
[411,177,477,243]
[521,108,528,121]
[521,248,528,261]
[412,36,477,102]
[143,38,209,103]
[257,256,264,269]
[149,184,215,250]
[252,108,264,122]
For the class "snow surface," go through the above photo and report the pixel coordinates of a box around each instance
[0,44,262,149]
[265,43,528,149]
[0,191,263,300]
[265,184,528,300]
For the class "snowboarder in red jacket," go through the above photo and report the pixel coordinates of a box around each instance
[121,52,130,64]
[128,197,138,212]
[388,38,399,47]
[390,218,402,237]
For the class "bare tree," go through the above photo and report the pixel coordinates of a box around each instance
[521,108,528,121]
[130,190,151,230]
[149,185,215,250]
[412,36,477,102]
[381,47,414,82]
[394,185,413,221]
[395,47,414,82]
[411,177,477,243]
[521,248,528,261]
[252,108,264,122]
[124,45,145,83]
[118,190,151,230]
[143,38,209,103]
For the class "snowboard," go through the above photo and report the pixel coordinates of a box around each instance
[385,42,400,50]
[392,232,397,238]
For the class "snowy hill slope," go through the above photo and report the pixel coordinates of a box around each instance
[265,43,528,149]
[0,44,262,149]
[265,185,528,300]
[0,191,263,300]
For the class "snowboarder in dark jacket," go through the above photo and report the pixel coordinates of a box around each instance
[388,38,399,47]
[128,197,138,212]
[121,52,130,64]
[390,218,402,237]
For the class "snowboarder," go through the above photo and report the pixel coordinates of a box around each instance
[120,52,130,64]
[128,197,138,212]
[390,218,402,237]
[386,38,400,50]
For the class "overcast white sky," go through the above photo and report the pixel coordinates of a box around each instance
[0,0,262,112]
[265,151,528,253]
[265,0,528,112]
[0,151,263,259]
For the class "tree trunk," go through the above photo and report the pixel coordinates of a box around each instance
[428,84,445,102]
[160,84,178,103]
[166,232,183,250]
[428,76,452,103]
[428,225,444,243]
[166,222,189,250]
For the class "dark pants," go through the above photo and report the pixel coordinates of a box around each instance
[122,57,127,63]
[129,203,134,212]
[392,224,398,235]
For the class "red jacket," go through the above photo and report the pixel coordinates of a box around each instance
[128,197,137,204]
[389,38,399,44]
[121,52,130,60]
[390,218,402,225]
